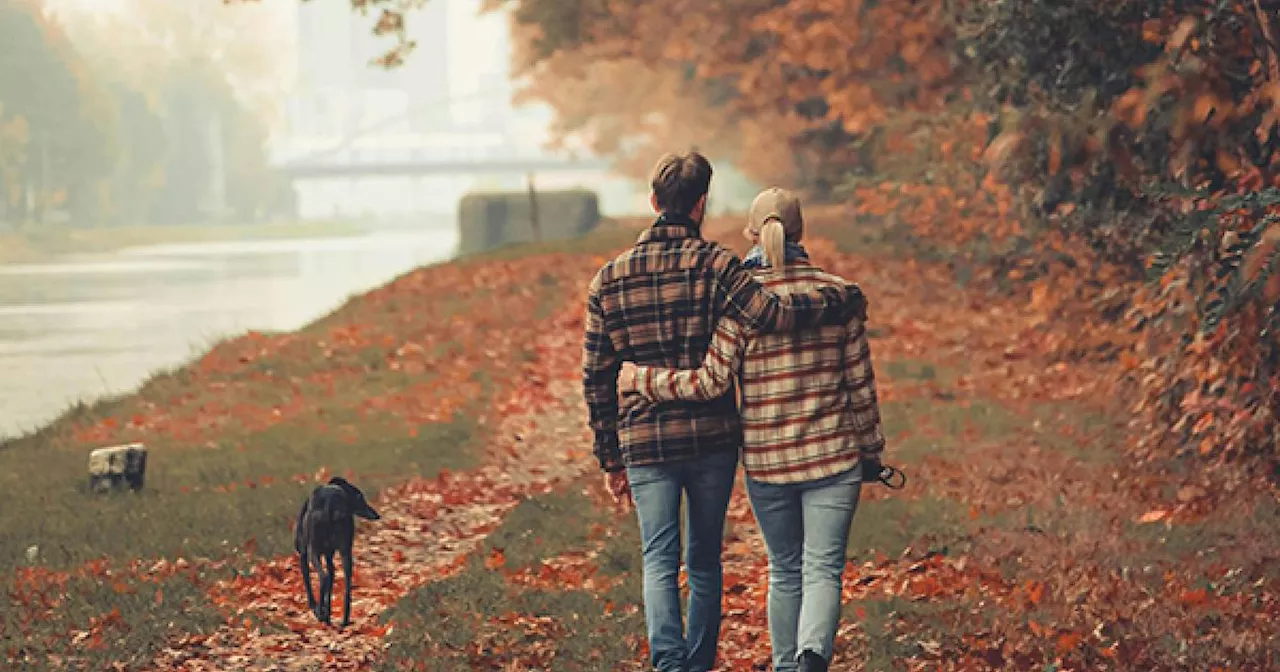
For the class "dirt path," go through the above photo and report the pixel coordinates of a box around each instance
[146,307,594,671]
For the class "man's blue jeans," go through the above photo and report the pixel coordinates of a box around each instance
[627,448,738,672]
[745,467,862,671]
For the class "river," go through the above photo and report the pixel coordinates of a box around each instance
[0,226,460,439]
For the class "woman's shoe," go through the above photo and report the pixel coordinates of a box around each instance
[797,650,828,672]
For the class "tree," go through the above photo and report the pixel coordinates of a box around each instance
[0,0,117,226]
[53,0,293,224]
[0,103,29,224]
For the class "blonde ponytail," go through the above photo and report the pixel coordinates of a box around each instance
[761,218,787,273]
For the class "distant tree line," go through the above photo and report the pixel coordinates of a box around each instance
[0,0,292,230]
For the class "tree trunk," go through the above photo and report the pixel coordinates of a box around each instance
[29,142,48,227]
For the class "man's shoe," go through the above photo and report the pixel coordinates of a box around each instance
[798,650,828,672]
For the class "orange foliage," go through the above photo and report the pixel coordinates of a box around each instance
[501,0,957,187]
[739,0,956,134]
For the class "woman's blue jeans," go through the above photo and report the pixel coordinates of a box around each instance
[627,449,738,672]
[745,467,862,671]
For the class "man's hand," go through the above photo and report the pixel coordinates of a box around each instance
[845,283,868,321]
[861,458,906,489]
[859,457,884,483]
[604,471,633,510]
[618,362,656,416]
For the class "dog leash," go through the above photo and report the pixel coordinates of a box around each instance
[873,464,907,490]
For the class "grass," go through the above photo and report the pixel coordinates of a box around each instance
[1124,495,1280,578]
[1024,402,1124,465]
[0,415,477,569]
[1,569,226,671]
[852,596,958,671]
[0,288,490,574]
[880,396,1024,463]
[848,496,975,561]
[463,217,639,262]
[880,359,957,386]
[819,210,942,262]
[875,358,1024,465]
[377,484,645,671]
[0,219,371,265]
[846,357,1127,560]
[809,200,1022,291]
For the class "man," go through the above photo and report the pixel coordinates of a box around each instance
[581,151,865,672]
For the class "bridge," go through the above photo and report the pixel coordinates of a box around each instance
[267,128,629,219]
[271,130,611,180]
[277,155,612,179]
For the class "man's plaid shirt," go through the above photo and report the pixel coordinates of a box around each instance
[630,259,885,484]
[581,214,855,473]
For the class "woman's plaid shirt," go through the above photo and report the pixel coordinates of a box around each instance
[581,214,857,473]
[630,260,885,484]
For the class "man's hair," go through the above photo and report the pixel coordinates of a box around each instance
[650,151,712,216]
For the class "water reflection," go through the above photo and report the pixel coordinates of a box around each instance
[0,227,460,438]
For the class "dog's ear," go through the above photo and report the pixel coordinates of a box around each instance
[349,486,380,520]
[356,501,381,521]
[334,479,362,500]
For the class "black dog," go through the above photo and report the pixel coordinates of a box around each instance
[294,476,381,626]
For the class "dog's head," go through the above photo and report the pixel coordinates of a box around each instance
[328,476,381,520]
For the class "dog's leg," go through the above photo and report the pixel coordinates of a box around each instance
[299,551,318,617]
[321,551,336,624]
[340,549,354,627]
[316,554,328,624]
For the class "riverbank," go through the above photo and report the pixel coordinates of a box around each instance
[0,219,639,669]
[0,218,638,563]
[0,220,371,266]
[1,212,1275,671]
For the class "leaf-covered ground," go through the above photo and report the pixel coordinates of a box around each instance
[2,214,1276,670]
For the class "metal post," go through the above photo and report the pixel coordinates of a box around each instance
[527,172,540,243]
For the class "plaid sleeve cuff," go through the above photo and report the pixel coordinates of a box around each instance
[633,366,656,400]
[859,438,886,460]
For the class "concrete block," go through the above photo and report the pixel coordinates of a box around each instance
[458,189,600,254]
[88,443,147,493]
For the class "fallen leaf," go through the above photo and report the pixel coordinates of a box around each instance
[1136,509,1170,524]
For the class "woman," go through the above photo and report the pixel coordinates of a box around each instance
[620,187,887,672]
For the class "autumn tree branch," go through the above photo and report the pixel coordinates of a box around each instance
[1252,0,1280,81]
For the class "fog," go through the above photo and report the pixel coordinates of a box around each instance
[0,0,766,435]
